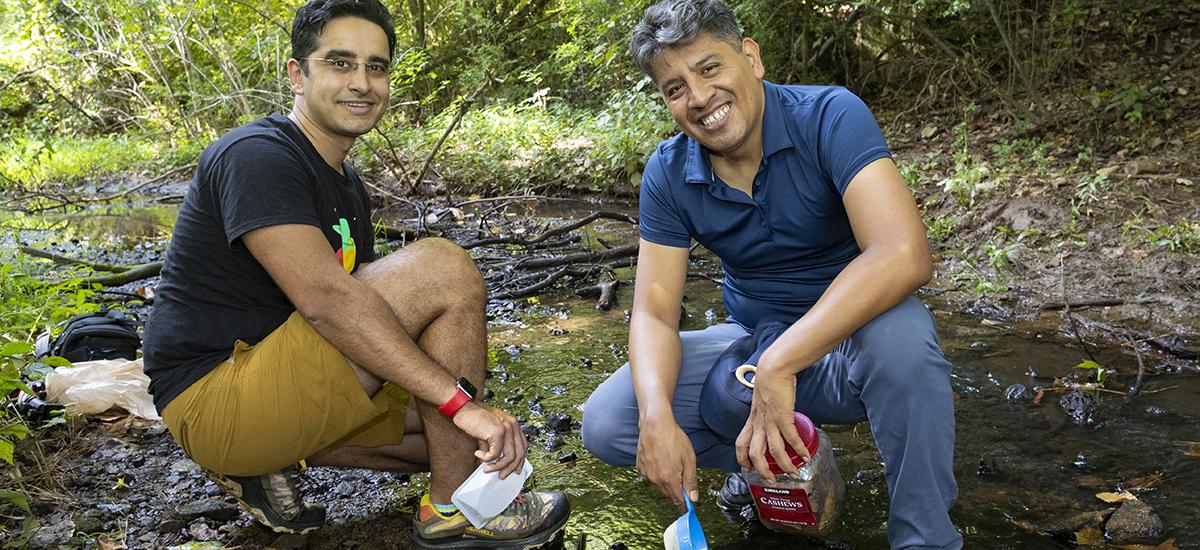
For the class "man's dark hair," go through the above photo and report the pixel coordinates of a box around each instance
[629,0,743,78]
[292,0,397,73]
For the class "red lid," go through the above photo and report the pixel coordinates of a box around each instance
[763,412,819,475]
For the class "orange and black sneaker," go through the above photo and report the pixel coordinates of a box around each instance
[412,491,570,549]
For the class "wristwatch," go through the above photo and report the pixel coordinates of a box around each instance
[437,377,476,418]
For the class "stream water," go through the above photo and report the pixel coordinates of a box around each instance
[3,204,1196,549]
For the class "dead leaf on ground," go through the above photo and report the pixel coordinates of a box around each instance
[1182,441,1200,457]
[1074,527,1105,545]
[1096,490,1138,503]
[99,538,128,550]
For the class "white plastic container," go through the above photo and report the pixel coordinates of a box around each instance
[450,459,534,527]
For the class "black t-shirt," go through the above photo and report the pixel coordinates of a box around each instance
[143,114,377,411]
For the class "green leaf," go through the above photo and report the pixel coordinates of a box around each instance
[0,490,29,512]
[40,356,72,368]
[1075,360,1103,370]
[0,439,14,465]
[0,342,33,357]
[0,422,30,439]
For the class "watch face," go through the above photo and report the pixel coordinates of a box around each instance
[457,378,477,399]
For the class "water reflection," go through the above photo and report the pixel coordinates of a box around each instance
[490,283,1199,549]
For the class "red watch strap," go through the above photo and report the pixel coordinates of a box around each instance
[438,386,472,418]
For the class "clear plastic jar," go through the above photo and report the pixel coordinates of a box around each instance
[742,412,844,535]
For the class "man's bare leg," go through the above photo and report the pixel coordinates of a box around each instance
[307,398,430,471]
[332,238,487,503]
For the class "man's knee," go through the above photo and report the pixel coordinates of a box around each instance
[581,388,636,467]
[849,298,950,389]
[364,237,485,305]
[420,238,485,303]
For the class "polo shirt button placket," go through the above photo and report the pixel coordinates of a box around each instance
[754,177,773,241]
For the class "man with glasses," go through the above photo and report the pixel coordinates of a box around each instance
[143,1,569,547]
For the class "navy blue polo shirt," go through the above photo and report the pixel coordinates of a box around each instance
[638,81,891,328]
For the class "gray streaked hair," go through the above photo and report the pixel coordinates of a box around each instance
[629,0,743,78]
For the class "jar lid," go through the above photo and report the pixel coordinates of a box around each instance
[763,412,819,475]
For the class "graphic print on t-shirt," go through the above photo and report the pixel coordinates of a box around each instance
[332,217,357,273]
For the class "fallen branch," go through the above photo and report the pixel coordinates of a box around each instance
[20,246,131,273]
[378,223,423,242]
[1040,298,1134,311]
[493,266,571,299]
[574,272,620,310]
[19,246,163,286]
[79,262,163,286]
[463,211,637,250]
[514,244,638,270]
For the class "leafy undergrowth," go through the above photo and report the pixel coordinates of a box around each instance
[885,11,1199,349]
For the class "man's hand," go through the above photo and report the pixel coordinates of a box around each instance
[452,402,528,479]
[637,414,699,511]
[734,365,807,483]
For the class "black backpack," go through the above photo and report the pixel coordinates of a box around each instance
[35,310,142,363]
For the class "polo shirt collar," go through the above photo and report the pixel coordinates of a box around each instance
[683,80,793,185]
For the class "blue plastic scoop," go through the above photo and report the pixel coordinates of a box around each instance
[663,484,708,550]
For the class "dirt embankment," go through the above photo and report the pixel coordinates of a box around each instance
[880,13,1200,370]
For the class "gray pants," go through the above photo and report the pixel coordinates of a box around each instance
[581,296,962,550]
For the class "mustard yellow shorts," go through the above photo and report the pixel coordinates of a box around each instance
[162,312,410,476]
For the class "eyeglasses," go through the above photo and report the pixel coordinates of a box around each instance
[298,57,389,78]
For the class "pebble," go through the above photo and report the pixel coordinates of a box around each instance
[1005,384,1030,401]
[1145,405,1166,416]
[27,514,74,549]
[188,520,220,540]
[545,412,573,434]
[156,519,187,534]
[176,499,241,522]
[72,513,104,534]
[1106,500,1164,543]
[1059,390,1096,426]
[543,434,566,451]
[170,458,202,473]
[976,457,998,478]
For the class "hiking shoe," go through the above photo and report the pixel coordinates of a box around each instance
[718,472,755,522]
[207,467,326,534]
[412,491,570,549]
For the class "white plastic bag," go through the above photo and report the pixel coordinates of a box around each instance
[451,459,533,528]
[44,358,160,420]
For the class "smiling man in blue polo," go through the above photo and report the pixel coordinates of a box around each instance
[581,1,962,548]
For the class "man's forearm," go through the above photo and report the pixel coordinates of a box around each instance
[302,277,460,406]
[760,244,930,375]
[629,311,684,424]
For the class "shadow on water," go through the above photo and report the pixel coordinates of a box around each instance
[4,204,1196,548]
